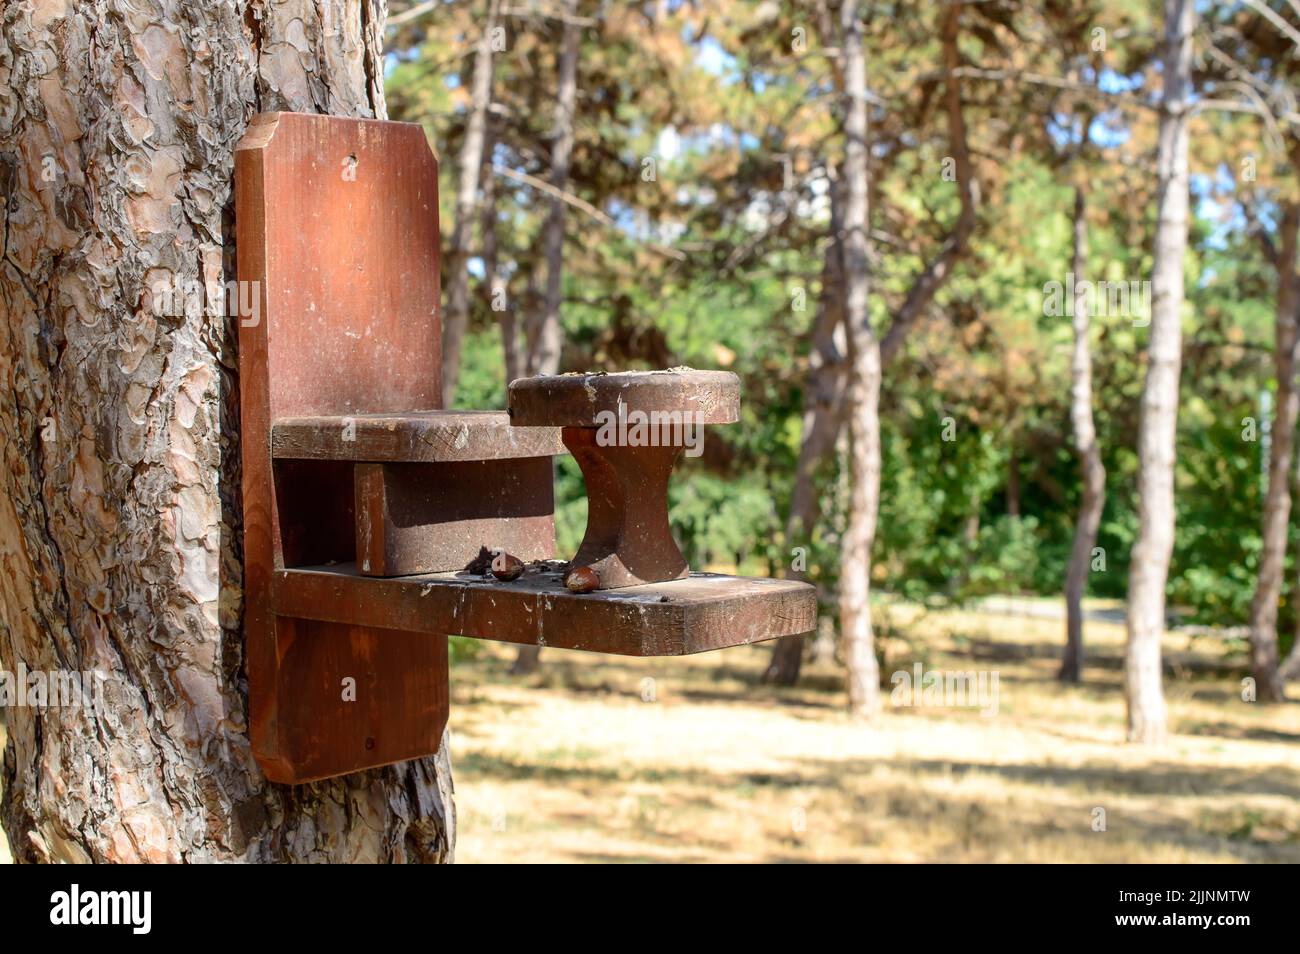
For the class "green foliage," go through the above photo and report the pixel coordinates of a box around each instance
[386,0,1294,638]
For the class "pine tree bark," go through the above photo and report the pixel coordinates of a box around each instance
[1,0,455,863]
[1061,187,1106,683]
[1125,0,1193,744]
[512,2,580,677]
[837,0,882,719]
[1247,202,1299,702]
[441,0,501,406]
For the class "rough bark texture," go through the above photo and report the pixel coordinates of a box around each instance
[1125,0,1193,744]
[1061,187,1106,683]
[440,0,500,406]
[512,2,579,677]
[1247,202,1299,702]
[1,0,455,863]
[837,0,881,720]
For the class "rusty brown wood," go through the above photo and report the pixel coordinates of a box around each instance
[508,369,740,427]
[509,369,740,587]
[238,114,817,785]
[355,458,556,576]
[236,112,449,783]
[273,409,565,462]
[274,563,817,656]
[562,427,687,587]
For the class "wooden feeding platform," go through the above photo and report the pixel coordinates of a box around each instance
[235,111,816,784]
[274,563,813,657]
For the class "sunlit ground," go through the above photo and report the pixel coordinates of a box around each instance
[1,598,1296,864]
[450,599,1299,863]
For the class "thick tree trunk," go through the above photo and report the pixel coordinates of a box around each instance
[441,0,501,406]
[1061,187,1106,683]
[1247,202,1299,702]
[0,0,455,863]
[764,181,847,686]
[512,3,580,676]
[1125,0,1193,744]
[837,0,881,720]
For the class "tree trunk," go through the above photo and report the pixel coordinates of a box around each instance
[1006,438,1021,520]
[764,178,848,686]
[482,127,523,385]
[1061,187,1106,683]
[441,0,501,406]
[1284,613,1300,680]
[512,2,580,676]
[835,1,973,713]
[524,1,578,379]
[837,0,882,720]
[1286,436,1300,681]
[1246,202,1299,702]
[1,0,455,863]
[1125,0,1193,744]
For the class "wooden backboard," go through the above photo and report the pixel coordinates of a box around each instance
[235,112,448,783]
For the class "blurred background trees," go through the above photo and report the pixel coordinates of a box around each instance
[385,0,1298,720]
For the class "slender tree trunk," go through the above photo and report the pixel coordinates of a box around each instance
[764,180,848,686]
[1247,203,1300,701]
[1006,438,1021,520]
[835,1,973,713]
[836,0,882,720]
[1284,614,1300,679]
[483,128,523,385]
[1286,438,1300,681]
[1125,0,1193,744]
[512,3,580,676]
[441,0,501,406]
[524,2,579,378]
[0,0,455,863]
[963,487,981,546]
[1061,187,1106,683]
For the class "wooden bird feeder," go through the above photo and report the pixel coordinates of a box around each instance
[235,112,816,784]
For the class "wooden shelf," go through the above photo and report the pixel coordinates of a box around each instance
[273,410,566,462]
[273,562,816,656]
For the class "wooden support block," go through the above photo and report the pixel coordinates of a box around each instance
[355,459,556,577]
[509,369,741,588]
[561,427,686,588]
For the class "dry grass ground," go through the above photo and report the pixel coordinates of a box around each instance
[1,599,1296,864]
[450,599,1300,863]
